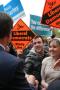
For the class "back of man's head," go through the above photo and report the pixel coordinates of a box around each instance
[0,12,13,39]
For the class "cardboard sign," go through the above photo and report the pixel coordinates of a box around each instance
[11,19,35,52]
[4,0,25,22]
[41,0,60,28]
[30,15,52,37]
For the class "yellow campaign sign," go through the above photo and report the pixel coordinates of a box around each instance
[11,19,35,52]
[41,0,60,28]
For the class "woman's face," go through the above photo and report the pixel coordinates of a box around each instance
[49,40,60,59]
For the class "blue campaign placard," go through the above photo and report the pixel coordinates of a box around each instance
[30,15,52,37]
[4,0,25,22]
[0,5,4,11]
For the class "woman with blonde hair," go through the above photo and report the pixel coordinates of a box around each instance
[41,38,60,90]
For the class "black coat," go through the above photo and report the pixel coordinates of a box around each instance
[24,50,49,84]
[0,46,32,90]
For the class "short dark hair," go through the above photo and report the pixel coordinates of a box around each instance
[33,35,44,43]
[51,34,56,39]
[0,12,13,38]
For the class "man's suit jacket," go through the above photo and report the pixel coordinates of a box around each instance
[0,46,32,90]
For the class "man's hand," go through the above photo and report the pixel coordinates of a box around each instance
[25,74,39,89]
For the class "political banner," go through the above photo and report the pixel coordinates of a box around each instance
[41,0,60,28]
[0,5,4,11]
[11,19,35,52]
[30,15,52,37]
[4,0,25,22]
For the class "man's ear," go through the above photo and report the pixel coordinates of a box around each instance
[7,33,12,42]
[5,34,11,45]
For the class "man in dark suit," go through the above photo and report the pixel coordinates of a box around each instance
[0,12,34,90]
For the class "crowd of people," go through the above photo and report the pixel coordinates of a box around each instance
[0,12,60,90]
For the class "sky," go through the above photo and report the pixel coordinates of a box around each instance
[0,0,46,26]
[21,0,46,26]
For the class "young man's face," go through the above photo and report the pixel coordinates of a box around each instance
[33,37,44,53]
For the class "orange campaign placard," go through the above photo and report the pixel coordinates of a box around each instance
[11,19,35,52]
[41,0,60,28]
